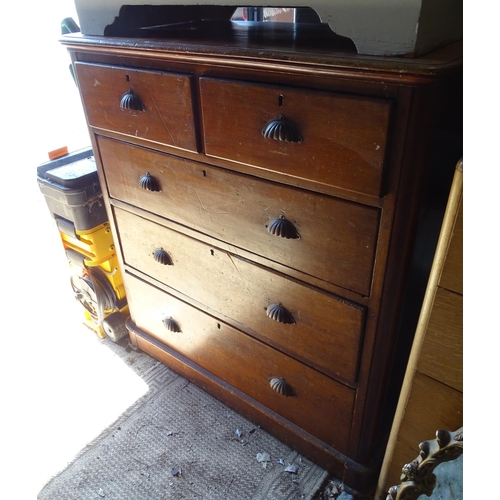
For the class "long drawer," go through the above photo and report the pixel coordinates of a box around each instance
[200,77,393,197]
[124,272,355,454]
[114,206,365,384]
[74,62,198,153]
[100,137,379,296]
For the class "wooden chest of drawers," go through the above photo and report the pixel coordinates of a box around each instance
[62,26,462,495]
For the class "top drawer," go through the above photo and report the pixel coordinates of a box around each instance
[74,62,198,153]
[200,78,393,197]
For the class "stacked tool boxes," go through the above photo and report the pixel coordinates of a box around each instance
[37,147,129,342]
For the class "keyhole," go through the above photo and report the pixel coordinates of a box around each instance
[210,249,215,256]
[202,170,207,177]
[126,74,130,82]
[278,94,284,107]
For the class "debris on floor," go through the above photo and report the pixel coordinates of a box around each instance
[256,452,272,469]
[315,478,347,499]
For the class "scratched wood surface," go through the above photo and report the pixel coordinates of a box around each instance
[99,136,380,296]
[75,62,199,153]
[200,77,393,197]
[114,205,365,384]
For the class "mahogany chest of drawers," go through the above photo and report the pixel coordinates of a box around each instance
[62,25,462,495]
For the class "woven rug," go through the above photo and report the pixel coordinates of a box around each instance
[38,359,329,500]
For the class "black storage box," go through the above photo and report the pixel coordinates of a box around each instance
[37,147,108,231]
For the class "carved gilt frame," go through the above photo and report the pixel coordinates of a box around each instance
[386,427,463,500]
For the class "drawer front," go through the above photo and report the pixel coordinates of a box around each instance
[114,207,365,384]
[100,137,379,296]
[75,62,198,152]
[200,77,393,197]
[125,272,355,454]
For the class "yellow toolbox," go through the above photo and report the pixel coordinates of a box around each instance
[62,221,129,341]
[37,147,129,342]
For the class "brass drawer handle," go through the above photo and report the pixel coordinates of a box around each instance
[163,316,181,332]
[153,248,173,266]
[120,89,145,111]
[262,115,302,143]
[139,172,161,192]
[266,303,295,324]
[269,376,292,396]
[267,215,299,239]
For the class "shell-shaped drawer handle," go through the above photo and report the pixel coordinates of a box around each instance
[262,115,302,143]
[267,215,299,239]
[139,172,161,192]
[266,303,295,324]
[269,376,292,397]
[163,317,181,332]
[120,89,145,111]
[153,248,173,266]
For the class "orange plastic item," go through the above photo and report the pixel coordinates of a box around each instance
[48,146,69,160]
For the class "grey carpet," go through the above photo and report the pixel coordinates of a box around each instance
[38,346,329,500]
